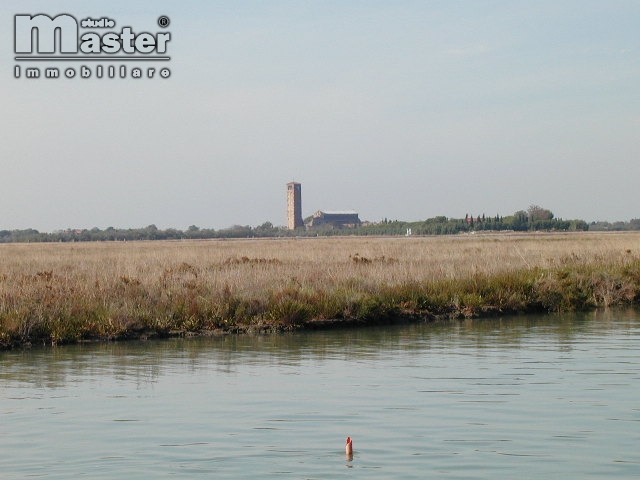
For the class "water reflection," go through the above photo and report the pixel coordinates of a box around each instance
[1,310,639,479]
[1,309,638,389]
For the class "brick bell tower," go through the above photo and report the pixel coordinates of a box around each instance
[287,182,303,230]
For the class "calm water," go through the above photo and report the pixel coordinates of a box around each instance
[1,310,639,479]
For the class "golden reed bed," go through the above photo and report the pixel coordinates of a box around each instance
[1,231,639,348]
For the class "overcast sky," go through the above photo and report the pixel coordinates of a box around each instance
[1,1,639,231]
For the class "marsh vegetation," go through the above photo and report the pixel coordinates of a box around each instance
[1,232,640,348]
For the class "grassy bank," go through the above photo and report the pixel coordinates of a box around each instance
[1,232,640,349]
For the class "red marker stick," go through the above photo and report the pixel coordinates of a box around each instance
[345,436,353,455]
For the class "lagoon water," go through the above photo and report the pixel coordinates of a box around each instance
[1,311,639,479]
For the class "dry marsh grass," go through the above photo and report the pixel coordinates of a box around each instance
[1,232,640,348]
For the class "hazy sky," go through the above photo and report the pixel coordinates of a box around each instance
[1,1,639,231]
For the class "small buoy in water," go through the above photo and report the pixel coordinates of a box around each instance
[345,436,353,455]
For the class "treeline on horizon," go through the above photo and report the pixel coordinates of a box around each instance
[0,205,640,243]
[0,206,637,243]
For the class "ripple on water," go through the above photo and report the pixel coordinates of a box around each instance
[1,313,640,479]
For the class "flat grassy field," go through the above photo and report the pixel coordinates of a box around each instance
[1,232,640,348]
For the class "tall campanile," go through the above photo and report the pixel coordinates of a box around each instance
[287,182,303,230]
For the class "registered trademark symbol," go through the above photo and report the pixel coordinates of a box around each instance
[158,16,170,28]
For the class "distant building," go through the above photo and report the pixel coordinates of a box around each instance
[287,182,304,230]
[308,210,361,228]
